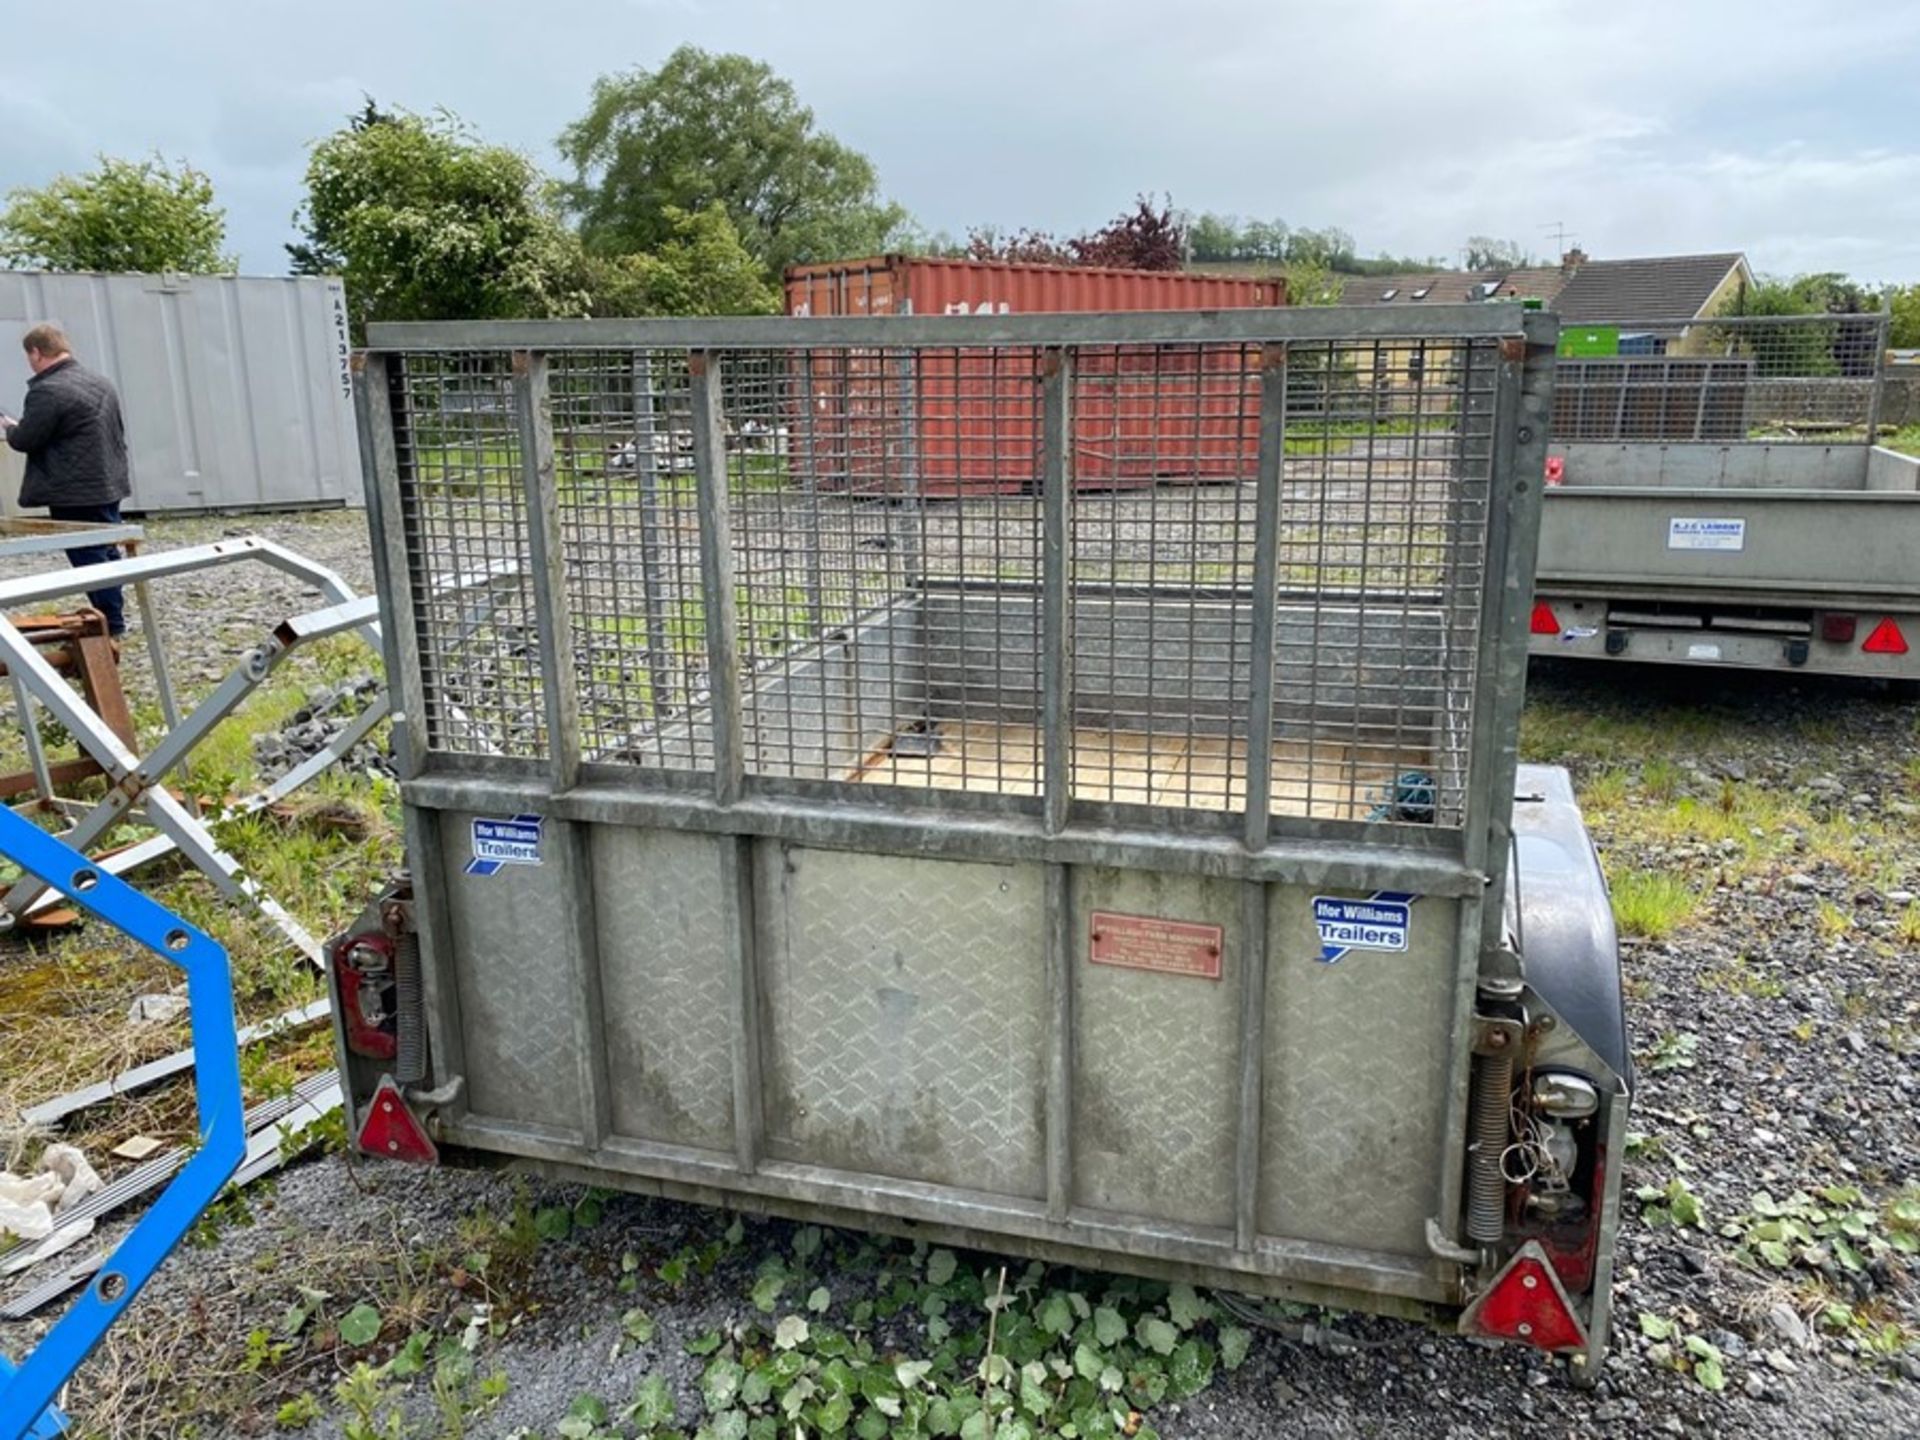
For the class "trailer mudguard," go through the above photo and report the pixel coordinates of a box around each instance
[1510,763,1632,1087]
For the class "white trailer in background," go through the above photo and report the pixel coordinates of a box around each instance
[1532,312,1920,679]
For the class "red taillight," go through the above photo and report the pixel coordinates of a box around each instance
[1530,602,1560,636]
[1544,456,1565,486]
[1863,617,1909,655]
[1821,613,1857,644]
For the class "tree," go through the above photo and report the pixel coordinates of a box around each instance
[1888,285,1920,350]
[1187,212,1245,263]
[1727,273,1879,378]
[1462,236,1531,271]
[1285,226,1356,271]
[1242,219,1292,264]
[1736,272,1873,316]
[1285,260,1346,306]
[964,225,1072,266]
[583,204,780,316]
[292,107,588,334]
[1068,194,1186,271]
[0,155,232,273]
[559,47,908,274]
[962,198,1186,271]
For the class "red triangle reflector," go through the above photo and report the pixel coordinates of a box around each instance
[1530,602,1560,636]
[1457,1240,1588,1352]
[356,1074,439,1164]
[1862,617,1909,655]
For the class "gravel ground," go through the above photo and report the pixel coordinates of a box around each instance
[3,511,1918,1438]
[0,509,379,708]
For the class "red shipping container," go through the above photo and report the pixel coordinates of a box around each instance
[784,256,1286,496]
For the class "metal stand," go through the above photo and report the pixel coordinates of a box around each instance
[0,538,385,962]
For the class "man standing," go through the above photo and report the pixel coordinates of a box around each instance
[0,324,132,636]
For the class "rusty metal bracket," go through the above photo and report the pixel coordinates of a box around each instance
[1472,1015,1527,1058]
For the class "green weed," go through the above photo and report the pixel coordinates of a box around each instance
[1637,1312,1728,1391]
[1638,1176,1704,1229]
[1610,870,1701,939]
[1720,1184,1919,1274]
[1645,1030,1700,1073]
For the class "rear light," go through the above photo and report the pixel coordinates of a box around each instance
[356,1074,439,1164]
[1457,1240,1588,1352]
[1544,456,1565,486]
[1530,602,1560,636]
[1821,613,1857,644]
[1863,618,1909,655]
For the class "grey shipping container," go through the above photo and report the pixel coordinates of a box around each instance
[0,271,361,515]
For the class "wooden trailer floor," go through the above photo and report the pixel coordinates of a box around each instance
[849,721,1424,821]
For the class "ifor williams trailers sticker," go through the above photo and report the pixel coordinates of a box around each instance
[1313,891,1418,963]
[466,815,544,876]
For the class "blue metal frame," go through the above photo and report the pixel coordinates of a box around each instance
[0,808,244,1440]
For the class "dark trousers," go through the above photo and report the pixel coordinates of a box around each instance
[49,502,127,636]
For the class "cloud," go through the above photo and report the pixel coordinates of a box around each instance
[0,0,1915,278]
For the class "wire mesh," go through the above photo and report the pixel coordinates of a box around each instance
[1066,344,1260,812]
[1272,336,1498,828]
[548,350,704,766]
[378,324,1516,833]
[1553,313,1886,442]
[387,351,545,758]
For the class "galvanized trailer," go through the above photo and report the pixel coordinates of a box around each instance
[336,306,1629,1372]
[1533,312,1920,677]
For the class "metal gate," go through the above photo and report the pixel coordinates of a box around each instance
[353,306,1557,1311]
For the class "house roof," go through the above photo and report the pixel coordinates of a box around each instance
[1336,251,1750,324]
[1334,271,1498,305]
[1547,253,1750,323]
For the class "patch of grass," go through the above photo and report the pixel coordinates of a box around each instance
[1815,898,1853,940]
[1610,869,1701,939]
[1520,689,1746,767]
[1637,1312,1729,1392]
[1641,756,1680,803]
[1879,423,1920,459]
[1579,766,1633,816]
[0,629,396,1169]
[1638,1175,1704,1229]
[1703,955,1785,1000]
[1282,413,1454,455]
[1899,906,1920,947]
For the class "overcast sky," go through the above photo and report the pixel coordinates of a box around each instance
[5,0,1918,281]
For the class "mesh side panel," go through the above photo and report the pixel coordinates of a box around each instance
[1067,343,1260,812]
[723,348,924,785]
[548,349,704,767]
[379,326,1520,834]
[389,351,544,758]
[1269,335,1498,829]
[1552,313,1884,442]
